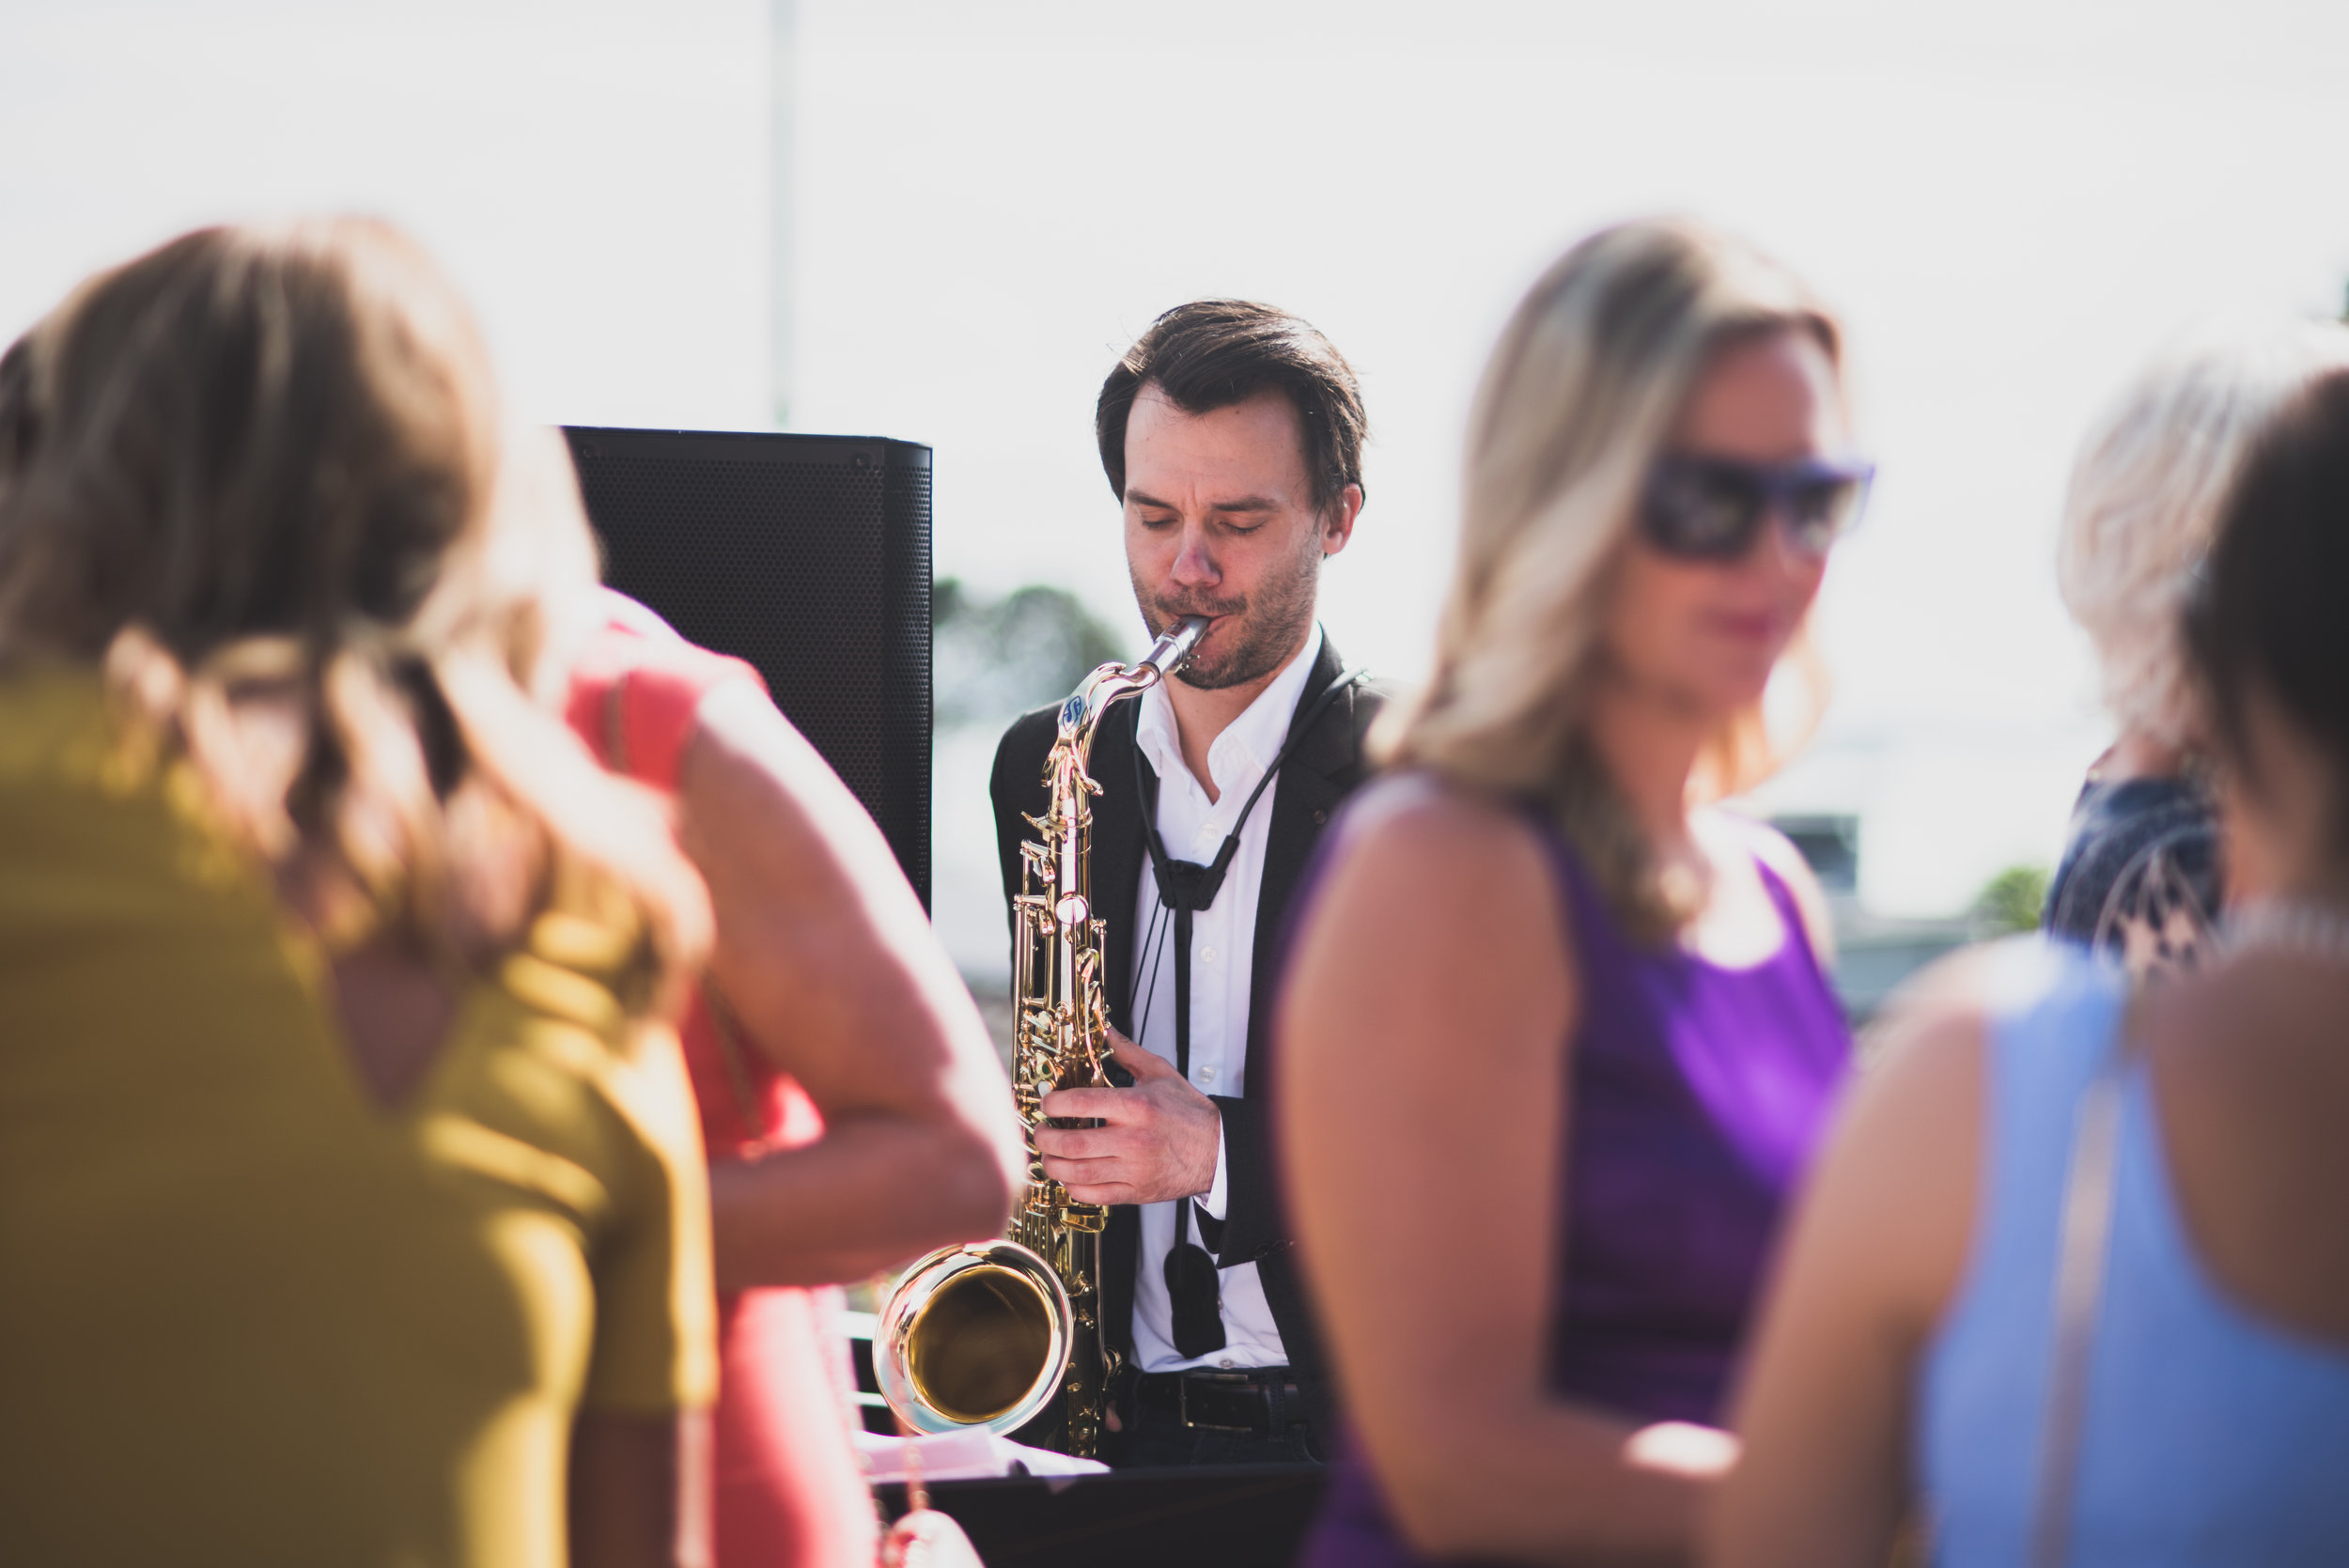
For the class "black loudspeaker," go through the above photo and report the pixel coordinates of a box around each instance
[562,427,933,908]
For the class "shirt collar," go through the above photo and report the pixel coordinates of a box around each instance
[1134,622,1324,807]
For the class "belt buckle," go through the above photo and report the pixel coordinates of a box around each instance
[1176,1372,1260,1433]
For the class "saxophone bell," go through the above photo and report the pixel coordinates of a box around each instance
[874,1241,1073,1436]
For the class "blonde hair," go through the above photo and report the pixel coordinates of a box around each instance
[1379,218,1843,937]
[0,220,704,1001]
[2059,319,2349,754]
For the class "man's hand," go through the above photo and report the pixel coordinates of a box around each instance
[1034,1031,1221,1206]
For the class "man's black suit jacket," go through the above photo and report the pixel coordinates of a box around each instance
[988,635,1384,1454]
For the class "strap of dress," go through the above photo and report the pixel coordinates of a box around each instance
[563,613,764,793]
[1520,810,1630,990]
[1750,853,1831,980]
[2030,1001,2136,1568]
[559,604,774,1142]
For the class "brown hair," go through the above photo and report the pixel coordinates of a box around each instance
[2186,366,2349,855]
[0,219,704,994]
[1096,300,1367,512]
[1379,218,1841,939]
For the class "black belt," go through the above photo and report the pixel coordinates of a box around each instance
[1135,1368,1305,1433]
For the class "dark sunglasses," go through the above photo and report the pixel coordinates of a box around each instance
[1639,454,1875,562]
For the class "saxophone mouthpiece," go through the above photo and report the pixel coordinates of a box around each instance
[1142,615,1212,679]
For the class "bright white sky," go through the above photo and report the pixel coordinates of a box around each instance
[7,0,2346,932]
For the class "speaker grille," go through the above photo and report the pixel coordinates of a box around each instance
[882,457,933,902]
[564,427,932,907]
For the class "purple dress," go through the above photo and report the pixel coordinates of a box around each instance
[1297,815,1851,1567]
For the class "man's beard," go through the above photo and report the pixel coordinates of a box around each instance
[1135,538,1322,692]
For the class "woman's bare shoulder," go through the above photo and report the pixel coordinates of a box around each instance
[1280,780,1577,1190]
[1330,772,1550,893]
[1298,773,1573,1032]
[1847,942,2015,1114]
[1808,945,2010,1326]
[1863,940,2030,1063]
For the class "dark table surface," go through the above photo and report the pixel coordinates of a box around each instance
[877,1461,1328,1568]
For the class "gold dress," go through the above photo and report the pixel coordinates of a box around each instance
[0,669,714,1566]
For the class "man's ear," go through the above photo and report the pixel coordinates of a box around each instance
[1320,483,1364,557]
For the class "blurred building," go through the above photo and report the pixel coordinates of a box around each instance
[1742,713,2108,1021]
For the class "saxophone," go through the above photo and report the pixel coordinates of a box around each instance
[875,615,1209,1457]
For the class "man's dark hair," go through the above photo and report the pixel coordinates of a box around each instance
[1096,300,1367,512]
[2187,365,2349,846]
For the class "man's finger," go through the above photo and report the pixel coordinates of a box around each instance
[1037,1153,1108,1185]
[1107,1032,1178,1081]
[1040,1086,1136,1122]
[1039,1156,1128,1199]
[1034,1124,1126,1161]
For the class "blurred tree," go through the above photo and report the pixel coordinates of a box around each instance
[934,578,1127,728]
[1974,862,2053,937]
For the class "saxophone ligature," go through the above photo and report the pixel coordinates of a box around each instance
[874,614,1211,1456]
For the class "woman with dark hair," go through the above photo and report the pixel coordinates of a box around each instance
[1276,218,1863,1565]
[0,221,720,1567]
[1716,372,2349,1565]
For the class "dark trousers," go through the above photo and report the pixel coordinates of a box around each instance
[1109,1400,1323,1468]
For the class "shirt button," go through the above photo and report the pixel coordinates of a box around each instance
[1219,1358,1237,1369]
[1198,1065,1217,1083]
[1201,945,1217,963]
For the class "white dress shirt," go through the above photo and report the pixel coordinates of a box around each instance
[1127,623,1323,1374]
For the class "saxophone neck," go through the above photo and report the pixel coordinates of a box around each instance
[1137,613,1212,678]
[1057,614,1211,747]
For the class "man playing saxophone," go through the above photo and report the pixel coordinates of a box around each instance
[989,301,1386,1467]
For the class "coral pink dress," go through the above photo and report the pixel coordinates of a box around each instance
[565,591,873,1568]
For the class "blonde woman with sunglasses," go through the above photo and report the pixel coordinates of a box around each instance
[1276,219,1864,1566]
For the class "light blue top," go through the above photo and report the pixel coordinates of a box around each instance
[1920,943,2349,1566]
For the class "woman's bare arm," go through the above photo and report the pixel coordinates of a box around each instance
[681,681,1022,1290]
[1708,970,1988,1568]
[1278,783,1725,1566]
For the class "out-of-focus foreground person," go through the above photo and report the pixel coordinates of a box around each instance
[1716,372,2349,1567]
[0,222,719,1568]
[549,583,1021,1566]
[1278,219,1864,1565]
[2043,322,2349,978]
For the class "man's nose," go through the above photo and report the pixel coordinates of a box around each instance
[1169,520,1220,588]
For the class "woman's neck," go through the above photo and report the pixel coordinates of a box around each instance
[1585,675,1712,857]
[2092,723,2193,784]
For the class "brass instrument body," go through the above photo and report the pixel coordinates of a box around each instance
[877,617,1209,1456]
[872,1241,1070,1436]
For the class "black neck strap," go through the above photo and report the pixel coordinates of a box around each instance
[1133,665,1367,1079]
[1135,661,1365,1339]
